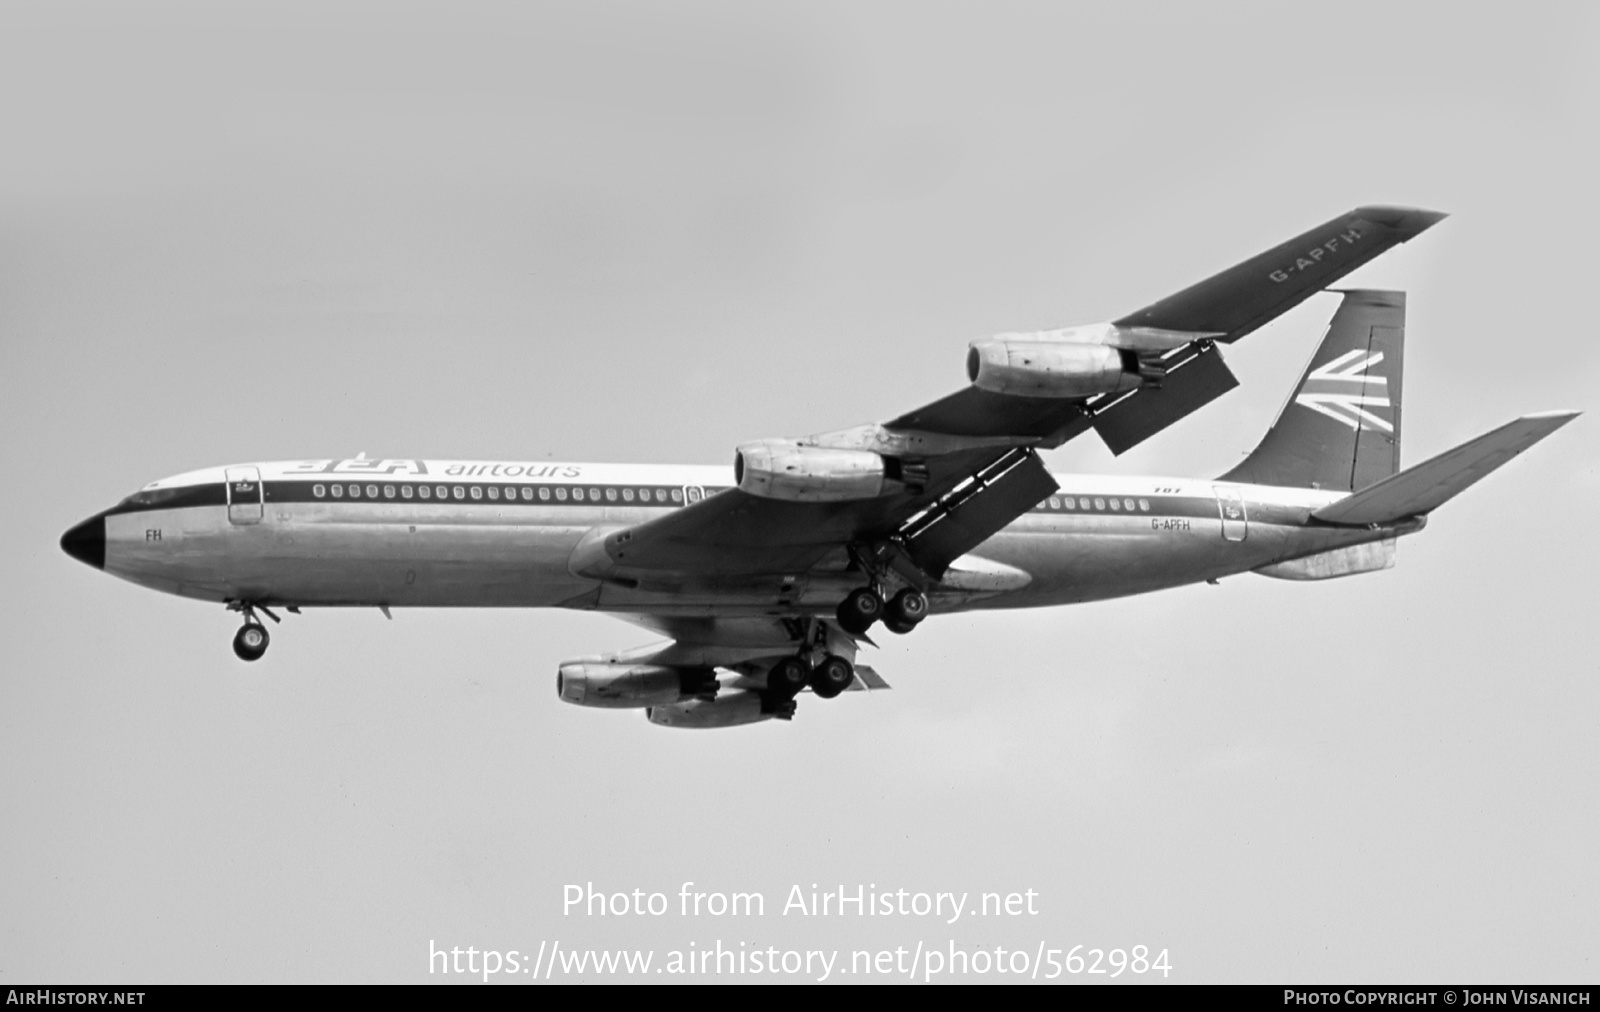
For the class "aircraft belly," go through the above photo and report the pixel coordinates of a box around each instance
[968,514,1293,606]
[103,505,597,607]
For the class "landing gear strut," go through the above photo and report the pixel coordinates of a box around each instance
[227,602,280,662]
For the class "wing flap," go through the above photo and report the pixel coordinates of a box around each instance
[900,449,1059,577]
[1090,341,1241,455]
[1312,412,1578,525]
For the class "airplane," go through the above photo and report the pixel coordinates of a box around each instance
[59,205,1578,729]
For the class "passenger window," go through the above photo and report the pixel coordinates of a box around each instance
[655,489,667,502]
[418,486,431,499]
[1138,498,1149,511]
[556,487,567,501]
[589,488,600,501]
[366,484,378,498]
[331,484,343,498]
[573,488,584,502]
[453,486,465,500]
[402,485,413,499]
[670,488,683,502]
[1110,498,1121,510]
[313,484,325,498]
[1094,498,1105,510]
[539,487,550,501]
[1048,497,1061,510]
[470,486,482,500]
[436,486,447,499]
[384,485,395,498]
[604,488,616,502]
[507,487,517,500]
[487,487,499,500]
[622,488,634,502]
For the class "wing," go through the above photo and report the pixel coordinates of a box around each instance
[573,444,1056,582]
[889,205,1446,453]
[575,206,1446,586]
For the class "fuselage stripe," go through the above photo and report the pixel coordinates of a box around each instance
[103,479,1306,526]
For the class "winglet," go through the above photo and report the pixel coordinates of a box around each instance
[1312,411,1578,525]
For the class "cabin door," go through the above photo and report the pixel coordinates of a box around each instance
[226,466,264,525]
[1213,485,1248,542]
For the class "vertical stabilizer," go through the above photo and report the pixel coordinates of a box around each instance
[1221,290,1404,492]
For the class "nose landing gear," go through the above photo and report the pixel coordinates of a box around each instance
[226,602,283,662]
[232,622,269,662]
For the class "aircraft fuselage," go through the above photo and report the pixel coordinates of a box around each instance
[64,458,1403,618]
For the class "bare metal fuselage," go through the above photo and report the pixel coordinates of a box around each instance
[89,461,1399,620]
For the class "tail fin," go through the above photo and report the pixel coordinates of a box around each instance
[1220,289,1404,491]
[1312,411,1579,525]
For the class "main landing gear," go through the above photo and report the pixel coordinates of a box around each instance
[766,653,857,701]
[227,602,284,662]
[835,586,928,637]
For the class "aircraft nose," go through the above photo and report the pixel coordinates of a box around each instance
[60,514,106,570]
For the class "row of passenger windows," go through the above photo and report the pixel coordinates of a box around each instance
[310,483,692,504]
[1039,496,1152,513]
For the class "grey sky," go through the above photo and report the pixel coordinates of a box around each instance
[2,1,1596,983]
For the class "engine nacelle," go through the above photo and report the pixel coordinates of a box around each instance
[966,339,1146,399]
[647,689,790,729]
[557,662,714,709]
[734,440,888,502]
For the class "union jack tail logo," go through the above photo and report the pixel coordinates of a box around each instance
[1295,348,1392,432]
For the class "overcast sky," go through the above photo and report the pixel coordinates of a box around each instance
[2,1,1596,984]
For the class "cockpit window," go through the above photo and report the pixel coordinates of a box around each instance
[119,487,184,507]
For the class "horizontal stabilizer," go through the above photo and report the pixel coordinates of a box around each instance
[1312,411,1578,525]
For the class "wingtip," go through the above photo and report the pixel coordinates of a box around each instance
[1353,205,1450,234]
[1522,409,1582,426]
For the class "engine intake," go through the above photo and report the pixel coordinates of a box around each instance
[734,440,894,502]
[966,339,1147,399]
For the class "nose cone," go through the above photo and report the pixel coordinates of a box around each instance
[60,514,106,570]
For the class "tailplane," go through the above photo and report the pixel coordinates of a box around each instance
[1221,289,1403,491]
[1312,411,1578,525]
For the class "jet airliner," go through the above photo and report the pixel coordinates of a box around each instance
[59,206,1577,728]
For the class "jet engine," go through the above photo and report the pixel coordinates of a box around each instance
[646,688,793,729]
[734,440,893,502]
[557,662,716,709]
[966,339,1157,398]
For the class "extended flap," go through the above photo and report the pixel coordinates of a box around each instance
[1092,342,1239,455]
[901,450,1058,577]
